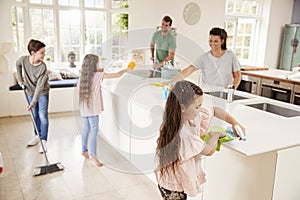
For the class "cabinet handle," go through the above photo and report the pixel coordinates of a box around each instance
[271,88,288,93]
[295,94,300,98]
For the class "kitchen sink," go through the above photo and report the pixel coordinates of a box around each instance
[127,69,161,78]
[246,103,300,117]
[205,91,249,101]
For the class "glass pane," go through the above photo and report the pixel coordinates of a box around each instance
[112,34,119,46]
[245,23,252,34]
[244,36,250,47]
[11,6,25,54]
[236,36,243,46]
[112,0,129,8]
[251,2,258,15]
[95,0,104,8]
[235,48,241,58]
[226,0,258,15]
[58,0,79,6]
[227,36,233,49]
[84,0,104,8]
[226,0,234,13]
[30,9,42,27]
[226,20,235,35]
[42,0,53,4]
[30,0,41,4]
[237,23,244,34]
[243,49,249,59]
[30,0,53,4]
[235,1,242,13]
[85,11,104,56]
[59,10,81,62]
[58,0,68,5]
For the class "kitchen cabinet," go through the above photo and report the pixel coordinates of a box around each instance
[240,69,300,104]
[237,74,261,95]
[99,70,300,200]
[260,78,294,103]
[292,83,300,105]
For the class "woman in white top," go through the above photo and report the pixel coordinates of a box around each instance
[171,27,241,89]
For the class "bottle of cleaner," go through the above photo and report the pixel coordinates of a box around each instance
[235,125,246,141]
[226,125,246,141]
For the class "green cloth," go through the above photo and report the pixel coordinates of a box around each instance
[200,126,236,151]
[151,31,176,64]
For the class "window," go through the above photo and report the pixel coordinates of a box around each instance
[225,0,261,65]
[59,10,81,62]
[11,0,129,66]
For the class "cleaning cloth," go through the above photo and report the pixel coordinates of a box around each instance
[200,126,237,151]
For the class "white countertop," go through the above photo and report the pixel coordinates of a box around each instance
[102,70,300,157]
[242,68,300,83]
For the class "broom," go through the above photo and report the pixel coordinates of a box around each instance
[22,84,64,176]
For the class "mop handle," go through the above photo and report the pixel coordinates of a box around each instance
[21,84,50,165]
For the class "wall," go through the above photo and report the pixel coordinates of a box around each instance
[263,0,294,68]
[129,0,226,65]
[0,0,17,117]
[292,0,300,23]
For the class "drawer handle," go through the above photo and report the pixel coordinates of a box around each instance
[294,94,300,98]
[271,88,288,93]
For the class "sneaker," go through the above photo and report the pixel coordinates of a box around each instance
[39,140,47,153]
[27,135,39,146]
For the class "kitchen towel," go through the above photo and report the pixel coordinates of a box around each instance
[201,126,236,151]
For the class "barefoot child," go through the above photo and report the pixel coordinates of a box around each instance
[79,54,127,167]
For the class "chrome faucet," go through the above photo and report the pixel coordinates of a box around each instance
[227,85,234,103]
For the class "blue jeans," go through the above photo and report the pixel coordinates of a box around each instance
[27,94,49,141]
[82,116,99,156]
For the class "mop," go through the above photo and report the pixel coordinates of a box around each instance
[22,84,64,176]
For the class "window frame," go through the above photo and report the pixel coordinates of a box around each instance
[225,0,262,66]
[11,0,129,66]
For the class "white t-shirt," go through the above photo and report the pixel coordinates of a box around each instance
[192,50,241,88]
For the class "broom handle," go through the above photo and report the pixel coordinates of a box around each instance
[21,84,50,165]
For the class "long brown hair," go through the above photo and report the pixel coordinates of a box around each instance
[79,54,99,106]
[156,80,203,176]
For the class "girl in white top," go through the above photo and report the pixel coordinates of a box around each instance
[79,54,127,167]
[171,27,241,89]
[155,80,245,199]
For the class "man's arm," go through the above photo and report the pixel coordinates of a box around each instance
[163,49,175,63]
[150,42,155,63]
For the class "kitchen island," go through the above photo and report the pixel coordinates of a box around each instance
[99,68,300,200]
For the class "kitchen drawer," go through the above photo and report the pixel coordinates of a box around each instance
[294,84,300,93]
[261,78,294,90]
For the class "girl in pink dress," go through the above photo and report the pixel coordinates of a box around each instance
[155,80,245,199]
[79,54,127,167]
